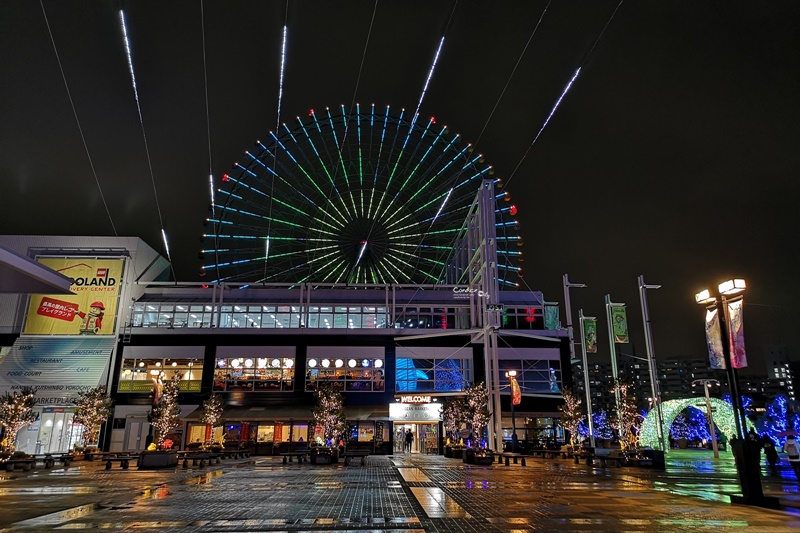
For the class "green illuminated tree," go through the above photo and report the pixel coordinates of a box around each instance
[0,387,37,452]
[73,386,113,447]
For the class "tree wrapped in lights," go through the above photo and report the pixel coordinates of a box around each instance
[558,389,584,446]
[670,412,690,440]
[73,386,113,448]
[578,410,614,440]
[147,374,182,449]
[610,379,640,450]
[200,394,223,432]
[0,387,37,452]
[312,383,347,445]
[464,382,490,446]
[442,396,466,442]
[756,394,800,447]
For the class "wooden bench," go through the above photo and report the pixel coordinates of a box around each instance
[626,456,653,467]
[342,450,369,466]
[497,452,527,466]
[104,454,139,470]
[280,451,309,464]
[2,458,36,471]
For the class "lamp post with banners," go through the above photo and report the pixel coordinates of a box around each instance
[695,278,777,508]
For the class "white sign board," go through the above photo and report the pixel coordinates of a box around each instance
[389,402,442,421]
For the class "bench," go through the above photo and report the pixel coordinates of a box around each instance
[497,452,527,466]
[280,451,309,464]
[342,450,369,466]
[2,458,36,471]
[178,452,221,468]
[626,456,653,467]
[104,454,140,470]
[34,453,74,468]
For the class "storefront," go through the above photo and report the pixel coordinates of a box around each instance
[389,395,443,454]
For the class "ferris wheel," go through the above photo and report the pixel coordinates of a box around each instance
[201,104,521,286]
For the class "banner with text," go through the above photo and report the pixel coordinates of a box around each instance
[544,305,560,331]
[727,298,748,369]
[23,257,124,335]
[610,305,629,343]
[0,337,113,404]
[582,318,598,353]
[704,308,726,369]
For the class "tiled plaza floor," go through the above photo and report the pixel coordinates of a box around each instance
[2,450,800,532]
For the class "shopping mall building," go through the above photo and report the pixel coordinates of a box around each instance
[0,112,573,455]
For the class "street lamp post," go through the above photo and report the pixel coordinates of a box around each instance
[692,379,720,459]
[694,279,777,508]
[505,370,518,452]
[638,275,666,452]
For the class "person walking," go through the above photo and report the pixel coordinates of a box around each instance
[783,434,800,478]
[405,429,414,453]
[761,434,779,474]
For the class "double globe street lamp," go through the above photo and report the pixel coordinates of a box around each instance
[694,278,776,508]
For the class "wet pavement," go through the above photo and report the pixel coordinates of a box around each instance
[1,449,800,532]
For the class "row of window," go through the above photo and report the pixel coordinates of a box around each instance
[118,356,561,395]
[130,303,554,330]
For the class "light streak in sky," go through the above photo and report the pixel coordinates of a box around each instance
[119,10,143,123]
[411,36,445,128]
[209,173,215,215]
[531,67,581,146]
[161,229,172,263]
[276,26,288,130]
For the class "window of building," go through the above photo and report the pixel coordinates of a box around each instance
[118,357,202,393]
[395,357,471,392]
[305,357,385,392]
[213,357,295,392]
[499,359,562,394]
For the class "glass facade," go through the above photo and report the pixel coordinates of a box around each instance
[118,358,202,393]
[498,359,562,394]
[305,357,385,392]
[395,358,472,392]
[213,357,295,392]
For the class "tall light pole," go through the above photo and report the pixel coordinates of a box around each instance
[563,274,587,364]
[692,379,720,459]
[578,309,596,449]
[695,278,776,508]
[638,275,665,452]
[505,370,518,452]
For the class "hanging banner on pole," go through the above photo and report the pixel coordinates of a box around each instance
[582,318,598,353]
[544,305,560,331]
[727,299,748,369]
[610,305,629,343]
[704,308,726,369]
[510,375,521,405]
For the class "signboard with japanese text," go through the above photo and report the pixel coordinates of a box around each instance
[23,257,125,335]
[727,298,748,369]
[610,305,629,343]
[0,337,113,404]
[582,318,598,353]
[389,403,442,421]
[705,308,726,369]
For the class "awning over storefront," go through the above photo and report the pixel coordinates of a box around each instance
[0,337,114,405]
[0,245,74,295]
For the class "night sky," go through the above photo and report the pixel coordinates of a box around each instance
[1,1,798,370]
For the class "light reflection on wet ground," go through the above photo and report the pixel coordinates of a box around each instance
[3,451,800,532]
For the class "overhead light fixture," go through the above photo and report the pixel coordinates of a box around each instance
[719,278,746,296]
[375,359,383,369]
[308,358,317,368]
[348,359,357,368]
[322,359,331,368]
[335,359,344,368]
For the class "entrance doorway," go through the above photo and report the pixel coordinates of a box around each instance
[394,422,439,454]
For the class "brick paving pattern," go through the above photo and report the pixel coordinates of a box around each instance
[1,451,800,532]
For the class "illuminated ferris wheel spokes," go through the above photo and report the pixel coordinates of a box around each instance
[201,105,520,286]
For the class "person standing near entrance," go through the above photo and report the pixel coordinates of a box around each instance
[405,429,414,453]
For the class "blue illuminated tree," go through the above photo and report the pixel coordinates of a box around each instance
[755,394,800,447]
[685,407,710,441]
[670,413,690,440]
[577,410,613,440]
